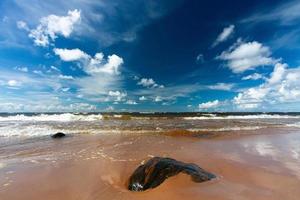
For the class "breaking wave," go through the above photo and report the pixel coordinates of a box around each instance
[0,113,103,122]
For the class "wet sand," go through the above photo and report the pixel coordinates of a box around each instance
[1,128,300,200]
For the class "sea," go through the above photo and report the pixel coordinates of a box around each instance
[0,112,299,139]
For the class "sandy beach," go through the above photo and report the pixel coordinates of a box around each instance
[1,120,300,200]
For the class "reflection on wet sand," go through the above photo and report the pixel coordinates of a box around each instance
[0,127,300,200]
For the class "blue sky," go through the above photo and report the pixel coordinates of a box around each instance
[1,0,300,112]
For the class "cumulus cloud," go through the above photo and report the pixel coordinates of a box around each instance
[199,100,220,109]
[139,96,147,101]
[212,25,235,47]
[22,9,81,46]
[86,53,123,75]
[207,83,234,91]
[54,48,88,61]
[242,73,264,80]
[233,63,300,109]
[154,96,163,102]
[54,48,123,76]
[137,78,164,88]
[218,41,278,73]
[52,47,124,98]
[268,63,286,84]
[108,91,127,102]
[125,100,138,105]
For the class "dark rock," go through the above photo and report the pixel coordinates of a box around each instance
[51,132,66,138]
[128,157,216,191]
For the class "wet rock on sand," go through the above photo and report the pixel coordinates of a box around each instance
[128,157,216,191]
[51,132,66,138]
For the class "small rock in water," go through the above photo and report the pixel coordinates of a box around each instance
[128,157,216,191]
[51,132,66,139]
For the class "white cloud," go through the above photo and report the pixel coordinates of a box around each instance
[105,106,114,111]
[138,78,155,87]
[54,48,89,61]
[108,90,127,102]
[199,100,220,109]
[7,80,22,87]
[58,74,74,80]
[218,41,278,73]
[16,21,29,31]
[242,73,264,80]
[139,96,147,101]
[196,54,204,63]
[27,9,81,46]
[154,96,163,102]
[137,78,164,88]
[207,83,234,91]
[212,25,235,47]
[15,66,28,72]
[86,53,123,75]
[61,87,70,92]
[233,63,300,109]
[50,66,60,72]
[69,103,96,111]
[55,49,123,76]
[0,70,62,91]
[268,63,286,84]
[125,100,138,105]
[242,1,300,25]
[33,70,43,75]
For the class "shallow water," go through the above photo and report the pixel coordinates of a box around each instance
[0,112,300,138]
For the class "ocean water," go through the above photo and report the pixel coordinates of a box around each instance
[0,112,299,139]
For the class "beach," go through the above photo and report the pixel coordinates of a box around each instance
[0,113,300,199]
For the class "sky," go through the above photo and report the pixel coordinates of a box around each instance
[1,0,300,112]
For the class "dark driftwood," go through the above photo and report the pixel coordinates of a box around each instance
[128,157,216,191]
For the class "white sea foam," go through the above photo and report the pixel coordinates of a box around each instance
[184,114,300,120]
[286,122,300,128]
[188,126,264,132]
[0,113,103,122]
[0,124,67,137]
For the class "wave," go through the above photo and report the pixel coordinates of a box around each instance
[184,114,300,120]
[0,124,265,138]
[0,113,103,122]
[286,122,300,128]
[0,124,67,137]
